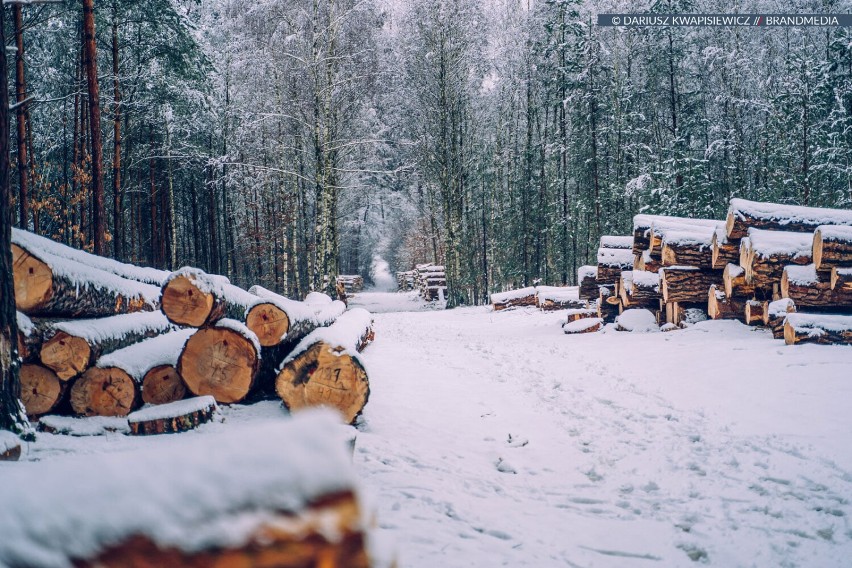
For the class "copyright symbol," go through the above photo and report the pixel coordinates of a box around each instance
[612,16,621,25]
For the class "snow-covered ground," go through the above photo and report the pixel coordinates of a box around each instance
[4,291,852,567]
[353,297,852,567]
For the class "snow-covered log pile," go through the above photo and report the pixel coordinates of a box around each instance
[535,286,585,311]
[0,412,378,567]
[417,265,447,301]
[12,229,378,422]
[337,274,365,294]
[491,286,537,310]
[396,269,416,291]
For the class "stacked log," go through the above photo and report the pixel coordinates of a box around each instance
[660,228,715,268]
[707,285,746,321]
[418,266,447,301]
[396,270,416,291]
[337,275,364,294]
[20,364,66,417]
[781,264,852,308]
[596,286,619,323]
[276,308,374,424]
[566,308,599,323]
[727,198,852,240]
[711,231,740,269]
[578,265,598,300]
[563,318,603,334]
[813,225,852,270]
[660,267,720,304]
[739,229,812,290]
[127,396,218,435]
[744,300,766,325]
[491,287,537,310]
[160,267,255,327]
[596,247,633,284]
[535,286,585,311]
[784,313,852,346]
[764,298,796,339]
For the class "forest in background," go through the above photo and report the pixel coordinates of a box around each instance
[9,0,852,307]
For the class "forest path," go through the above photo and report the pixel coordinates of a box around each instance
[353,299,852,567]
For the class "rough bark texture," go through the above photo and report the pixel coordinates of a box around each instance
[70,366,139,417]
[726,201,852,240]
[660,267,721,303]
[128,398,217,435]
[813,228,852,270]
[831,268,852,292]
[178,327,259,404]
[765,300,796,339]
[82,0,106,255]
[711,233,740,269]
[781,268,852,307]
[578,271,598,300]
[563,318,603,334]
[13,244,155,317]
[707,286,745,321]
[744,300,766,326]
[784,318,852,346]
[661,241,713,268]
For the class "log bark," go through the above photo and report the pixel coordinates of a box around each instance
[764,298,796,339]
[12,244,159,317]
[711,232,740,269]
[635,250,662,273]
[248,285,344,347]
[739,229,813,289]
[178,321,260,404]
[275,309,372,425]
[707,285,745,321]
[160,268,254,327]
[20,364,65,417]
[563,318,603,334]
[831,267,852,292]
[665,302,707,327]
[70,366,139,417]
[727,198,852,240]
[661,239,712,268]
[127,396,218,435]
[784,313,852,346]
[660,267,721,303]
[781,265,852,307]
[40,312,172,381]
[565,308,598,323]
[491,287,537,310]
[813,225,852,270]
[578,266,598,301]
[723,263,754,298]
[744,300,766,326]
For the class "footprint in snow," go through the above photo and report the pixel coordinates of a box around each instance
[495,458,517,474]
[507,433,529,448]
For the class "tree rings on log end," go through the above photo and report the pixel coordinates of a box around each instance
[178,328,258,404]
[161,275,215,327]
[40,331,91,380]
[12,244,53,312]
[20,364,64,417]
[245,302,290,347]
[71,367,138,417]
[276,342,369,425]
[141,365,186,405]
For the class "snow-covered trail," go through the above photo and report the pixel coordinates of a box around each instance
[354,298,852,567]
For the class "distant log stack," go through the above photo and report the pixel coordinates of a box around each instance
[535,286,585,311]
[419,266,447,301]
[337,275,364,294]
[276,308,374,424]
[396,270,416,291]
[578,265,598,300]
[491,287,537,311]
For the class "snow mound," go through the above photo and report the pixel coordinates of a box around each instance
[0,431,20,454]
[38,415,130,436]
[278,308,373,373]
[747,228,812,258]
[303,291,334,305]
[491,287,536,304]
[128,396,218,424]
[730,198,852,227]
[98,329,196,381]
[51,311,173,344]
[563,318,602,334]
[615,309,659,332]
[0,410,359,566]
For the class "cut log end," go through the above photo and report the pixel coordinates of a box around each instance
[161,275,215,327]
[141,365,187,406]
[276,342,369,425]
[70,367,138,417]
[178,327,258,404]
[20,364,65,417]
[245,302,290,347]
[12,243,53,312]
[40,331,91,380]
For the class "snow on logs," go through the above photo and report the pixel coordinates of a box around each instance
[39,311,174,381]
[276,308,374,424]
[178,319,261,404]
[765,298,796,339]
[535,286,585,311]
[833,267,852,292]
[597,247,633,284]
[563,317,603,334]
[660,266,721,304]
[739,228,812,289]
[813,225,852,270]
[707,285,746,321]
[12,242,160,317]
[127,395,218,435]
[491,286,537,310]
[578,265,598,300]
[248,284,345,348]
[781,264,852,308]
[600,235,633,249]
[0,431,21,462]
[727,198,852,240]
[0,412,375,567]
[160,267,256,327]
[783,313,852,346]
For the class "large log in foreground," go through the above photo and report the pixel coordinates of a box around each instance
[813,225,852,270]
[0,414,374,567]
[726,198,852,240]
[40,311,173,380]
[160,267,256,327]
[178,319,261,404]
[12,243,160,317]
[660,267,721,303]
[276,308,374,425]
[784,313,852,346]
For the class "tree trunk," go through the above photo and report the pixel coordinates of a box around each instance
[13,5,29,230]
[111,1,123,260]
[82,0,106,255]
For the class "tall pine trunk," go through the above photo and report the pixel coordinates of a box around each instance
[13,5,29,230]
[82,0,106,255]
